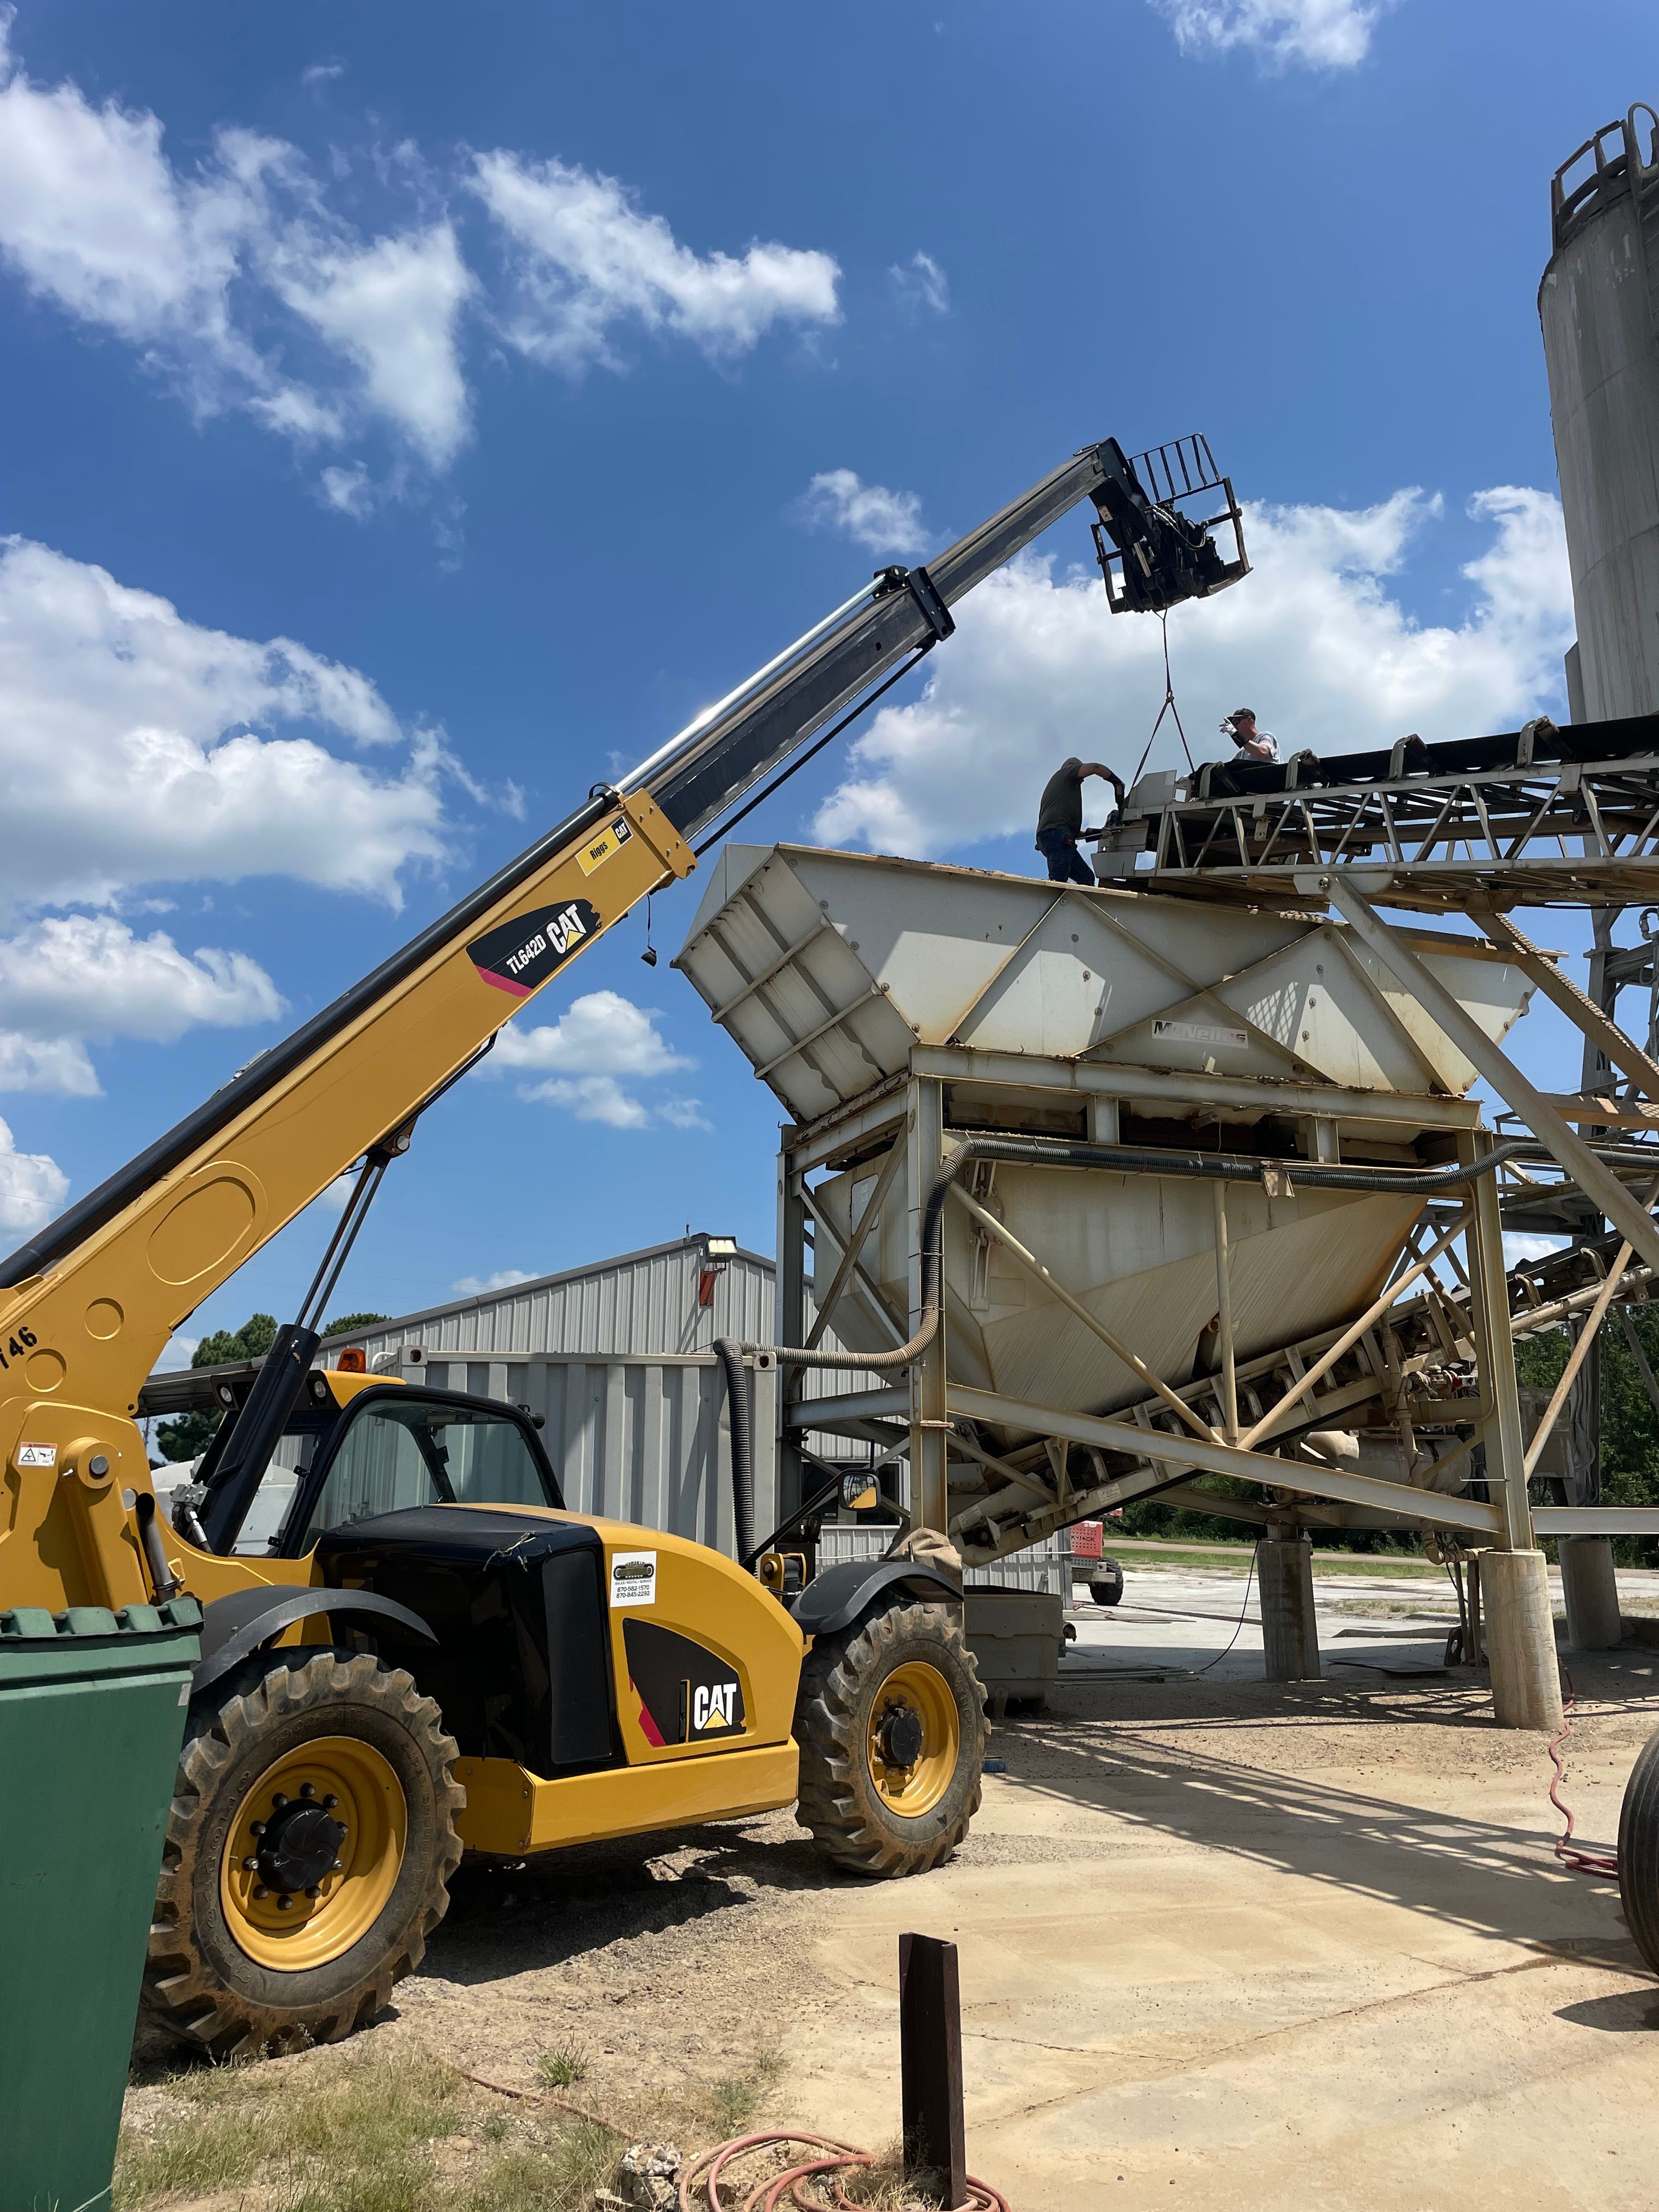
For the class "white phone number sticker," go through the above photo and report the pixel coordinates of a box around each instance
[610,1550,657,1607]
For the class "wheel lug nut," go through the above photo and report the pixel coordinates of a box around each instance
[304,1885,321,1899]
[300,1784,315,1800]
[277,1895,294,1911]
[272,1793,288,1809]
[331,1858,343,1872]
[252,1884,269,1900]
[322,1795,339,1810]
[250,1821,266,1837]
[242,1857,259,1871]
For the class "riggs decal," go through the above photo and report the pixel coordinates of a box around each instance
[623,1618,747,1746]
[468,898,601,998]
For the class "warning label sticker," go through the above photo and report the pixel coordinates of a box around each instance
[16,1442,56,1469]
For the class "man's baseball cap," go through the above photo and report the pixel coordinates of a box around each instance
[1229,707,1256,723]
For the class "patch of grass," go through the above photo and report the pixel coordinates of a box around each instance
[1092,1544,1441,1579]
[115,2089,267,2205]
[702,2050,785,2138]
[117,2048,466,2212]
[536,2040,591,2091]
[481,2112,513,2146]
[454,2129,620,2212]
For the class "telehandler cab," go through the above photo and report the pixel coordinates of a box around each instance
[0,436,1247,2055]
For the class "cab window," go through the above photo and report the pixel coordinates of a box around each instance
[296,1396,556,1550]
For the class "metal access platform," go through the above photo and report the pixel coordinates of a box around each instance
[1093,711,1659,912]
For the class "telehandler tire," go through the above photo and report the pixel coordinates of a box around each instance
[1618,1720,1659,1974]
[794,1598,988,1877]
[142,1649,464,2057]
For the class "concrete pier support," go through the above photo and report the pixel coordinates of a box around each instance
[1560,1536,1623,1650]
[1260,1536,1321,1681]
[1483,1550,1564,1731]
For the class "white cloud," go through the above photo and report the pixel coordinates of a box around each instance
[0,1114,67,1234]
[0,536,454,918]
[0,21,844,484]
[320,462,374,516]
[890,250,948,315]
[270,223,475,466]
[1505,1233,1568,1266]
[154,1331,200,1373]
[0,916,282,1096]
[0,25,462,462]
[814,485,1574,859]
[493,989,692,1078]
[1151,0,1384,69]
[487,988,704,1130]
[798,469,930,558]
[472,150,840,373]
[453,1267,539,1295]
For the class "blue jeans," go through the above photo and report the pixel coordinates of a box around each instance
[1036,826,1094,884]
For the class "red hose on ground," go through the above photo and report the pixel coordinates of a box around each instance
[1548,1669,1620,1880]
[677,2131,1011,2212]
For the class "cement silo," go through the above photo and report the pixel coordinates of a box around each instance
[1539,106,1659,721]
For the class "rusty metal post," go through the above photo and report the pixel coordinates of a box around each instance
[899,1932,967,2209]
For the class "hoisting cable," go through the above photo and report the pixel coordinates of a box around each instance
[1124,607,1196,793]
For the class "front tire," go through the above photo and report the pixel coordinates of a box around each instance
[794,1600,987,1878]
[143,1650,464,2057]
[1619,1722,1659,1974]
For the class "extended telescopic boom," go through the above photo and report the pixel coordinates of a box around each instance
[0,435,1246,1571]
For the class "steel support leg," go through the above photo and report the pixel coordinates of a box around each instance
[777,1152,808,1528]
[909,1077,950,1533]
[1463,1132,1562,1730]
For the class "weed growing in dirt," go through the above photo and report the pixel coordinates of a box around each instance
[537,2040,591,2091]
[703,2051,785,2137]
[117,2049,462,2210]
[453,2127,620,2212]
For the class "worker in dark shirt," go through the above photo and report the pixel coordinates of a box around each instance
[1034,756,1122,884]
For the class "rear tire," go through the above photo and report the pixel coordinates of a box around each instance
[1618,1722,1659,1973]
[143,1650,464,2057]
[794,1600,987,1878]
[1090,1560,1124,1609]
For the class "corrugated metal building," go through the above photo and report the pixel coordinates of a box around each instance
[323,1232,1066,1593]
[325,1233,778,1553]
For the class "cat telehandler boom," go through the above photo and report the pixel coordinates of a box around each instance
[0,436,1245,2056]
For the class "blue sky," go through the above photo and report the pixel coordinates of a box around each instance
[0,0,1650,1352]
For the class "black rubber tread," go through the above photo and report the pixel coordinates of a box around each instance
[1618,1721,1659,1974]
[142,1649,464,2058]
[794,1599,988,1878]
[1091,1560,1124,1609]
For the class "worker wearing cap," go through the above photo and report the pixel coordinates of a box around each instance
[1221,708,1280,763]
[1034,757,1122,885]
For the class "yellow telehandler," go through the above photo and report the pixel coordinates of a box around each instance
[0,437,1246,2053]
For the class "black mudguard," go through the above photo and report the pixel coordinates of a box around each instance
[193,1584,436,1699]
[789,1559,961,1641]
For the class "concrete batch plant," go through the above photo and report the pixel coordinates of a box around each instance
[668,105,1659,1737]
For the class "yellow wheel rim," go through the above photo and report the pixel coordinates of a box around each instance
[220,1736,407,1971]
[867,1661,960,1818]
